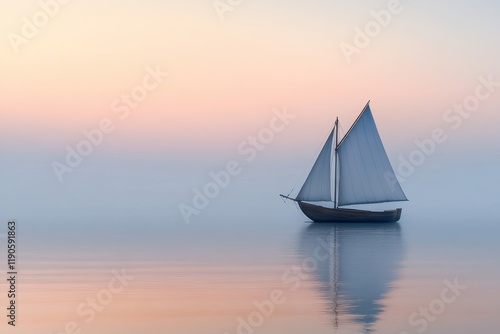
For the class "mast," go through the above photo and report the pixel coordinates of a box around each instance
[333,117,339,209]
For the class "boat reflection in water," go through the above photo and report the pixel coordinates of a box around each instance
[298,223,404,332]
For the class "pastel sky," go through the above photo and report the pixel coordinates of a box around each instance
[0,4,499,333]
[0,0,499,159]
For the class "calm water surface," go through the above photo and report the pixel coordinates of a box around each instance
[2,160,499,333]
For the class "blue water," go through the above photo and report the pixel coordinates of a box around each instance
[1,152,499,333]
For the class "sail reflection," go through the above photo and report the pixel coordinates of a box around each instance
[298,223,404,332]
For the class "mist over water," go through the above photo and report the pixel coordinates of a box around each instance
[1,149,499,333]
[1,0,499,332]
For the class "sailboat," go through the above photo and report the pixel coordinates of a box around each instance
[280,101,408,223]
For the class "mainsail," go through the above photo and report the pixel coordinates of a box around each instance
[337,104,407,206]
[296,128,335,202]
[293,102,407,208]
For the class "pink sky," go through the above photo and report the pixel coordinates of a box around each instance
[0,1,498,157]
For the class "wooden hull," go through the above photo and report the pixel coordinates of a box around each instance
[298,201,402,223]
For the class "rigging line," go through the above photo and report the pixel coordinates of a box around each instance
[283,196,303,218]
[338,122,346,141]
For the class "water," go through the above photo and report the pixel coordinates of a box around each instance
[1,155,499,333]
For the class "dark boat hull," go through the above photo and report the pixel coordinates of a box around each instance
[298,201,402,223]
